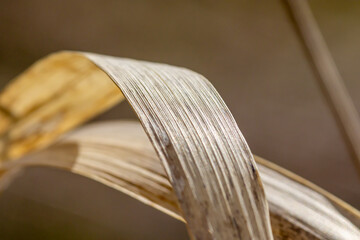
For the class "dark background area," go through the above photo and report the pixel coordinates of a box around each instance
[0,0,359,239]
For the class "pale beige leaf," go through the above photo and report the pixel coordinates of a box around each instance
[0,52,272,239]
[1,120,359,239]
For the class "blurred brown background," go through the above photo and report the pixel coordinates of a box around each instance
[0,0,359,239]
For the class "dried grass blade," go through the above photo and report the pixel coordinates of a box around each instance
[0,52,273,239]
[1,120,359,239]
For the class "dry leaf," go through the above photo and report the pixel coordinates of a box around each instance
[0,52,359,239]
[2,121,359,239]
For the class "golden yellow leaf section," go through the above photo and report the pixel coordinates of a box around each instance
[0,52,124,161]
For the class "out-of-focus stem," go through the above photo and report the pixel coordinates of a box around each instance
[285,0,360,178]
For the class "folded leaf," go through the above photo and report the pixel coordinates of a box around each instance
[1,121,359,239]
[0,52,273,239]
